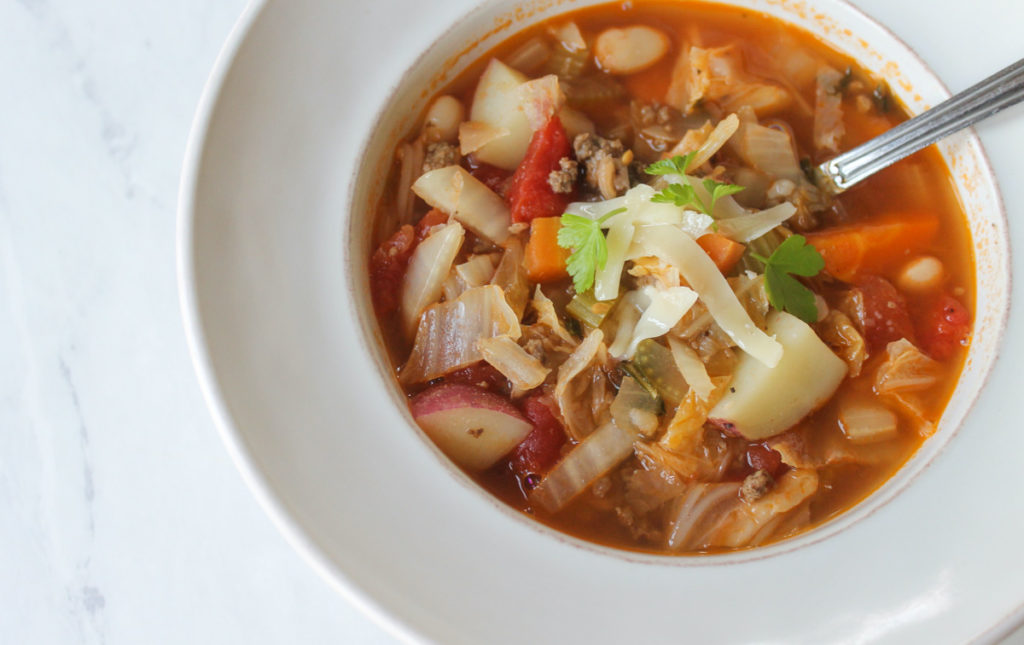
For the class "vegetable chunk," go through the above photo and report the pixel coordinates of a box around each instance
[708,311,848,441]
[411,384,533,470]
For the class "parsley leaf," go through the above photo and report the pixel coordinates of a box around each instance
[557,208,625,293]
[650,182,698,208]
[645,153,697,177]
[752,234,826,323]
[650,178,744,225]
[703,179,745,210]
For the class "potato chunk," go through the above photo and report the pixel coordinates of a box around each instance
[708,311,847,441]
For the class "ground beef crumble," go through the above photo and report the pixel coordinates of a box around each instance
[547,157,578,194]
[573,132,631,199]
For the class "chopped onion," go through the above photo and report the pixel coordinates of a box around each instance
[400,222,465,337]
[477,334,550,396]
[716,203,796,242]
[633,224,783,367]
[668,337,714,401]
[517,74,565,131]
[459,121,511,155]
[530,421,636,513]
[400,285,521,385]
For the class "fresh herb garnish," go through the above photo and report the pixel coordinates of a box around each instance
[752,234,825,323]
[557,207,626,293]
[650,178,744,217]
[645,152,698,177]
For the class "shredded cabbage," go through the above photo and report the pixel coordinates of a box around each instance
[412,165,511,244]
[668,337,715,401]
[633,224,783,367]
[400,221,465,337]
[530,421,636,513]
[400,285,521,385]
[554,329,611,440]
[612,286,698,360]
[477,334,550,396]
[689,113,739,168]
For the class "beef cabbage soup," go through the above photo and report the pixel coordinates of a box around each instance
[367,1,973,554]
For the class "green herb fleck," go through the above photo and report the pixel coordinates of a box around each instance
[752,234,825,323]
[837,66,854,94]
[872,84,890,113]
[557,207,626,293]
[645,153,697,177]
[650,178,744,221]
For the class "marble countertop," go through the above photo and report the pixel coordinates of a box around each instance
[2,1,1021,643]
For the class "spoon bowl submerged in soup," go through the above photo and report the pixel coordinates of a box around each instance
[367,1,973,555]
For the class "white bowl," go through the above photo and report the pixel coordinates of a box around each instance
[179,0,1013,642]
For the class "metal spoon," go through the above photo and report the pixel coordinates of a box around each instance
[814,57,1024,194]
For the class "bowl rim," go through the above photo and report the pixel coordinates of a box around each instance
[174,2,428,642]
[177,0,1014,642]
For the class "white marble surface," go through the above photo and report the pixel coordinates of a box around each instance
[1,1,1022,643]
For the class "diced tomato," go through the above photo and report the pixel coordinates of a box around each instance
[505,116,573,224]
[443,362,510,395]
[745,443,783,478]
[369,224,415,315]
[916,293,970,360]
[848,275,916,350]
[414,208,449,243]
[509,394,567,479]
[469,162,513,198]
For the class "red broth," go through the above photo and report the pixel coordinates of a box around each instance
[369,2,973,554]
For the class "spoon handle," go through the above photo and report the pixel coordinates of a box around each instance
[816,57,1024,194]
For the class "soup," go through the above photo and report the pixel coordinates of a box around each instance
[367,1,973,554]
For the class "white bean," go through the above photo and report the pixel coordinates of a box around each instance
[897,255,944,293]
[423,95,464,143]
[594,26,670,75]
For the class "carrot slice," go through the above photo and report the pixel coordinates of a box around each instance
[525,217,570,283]
[697,233,746,274]
[805,213,939,283]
